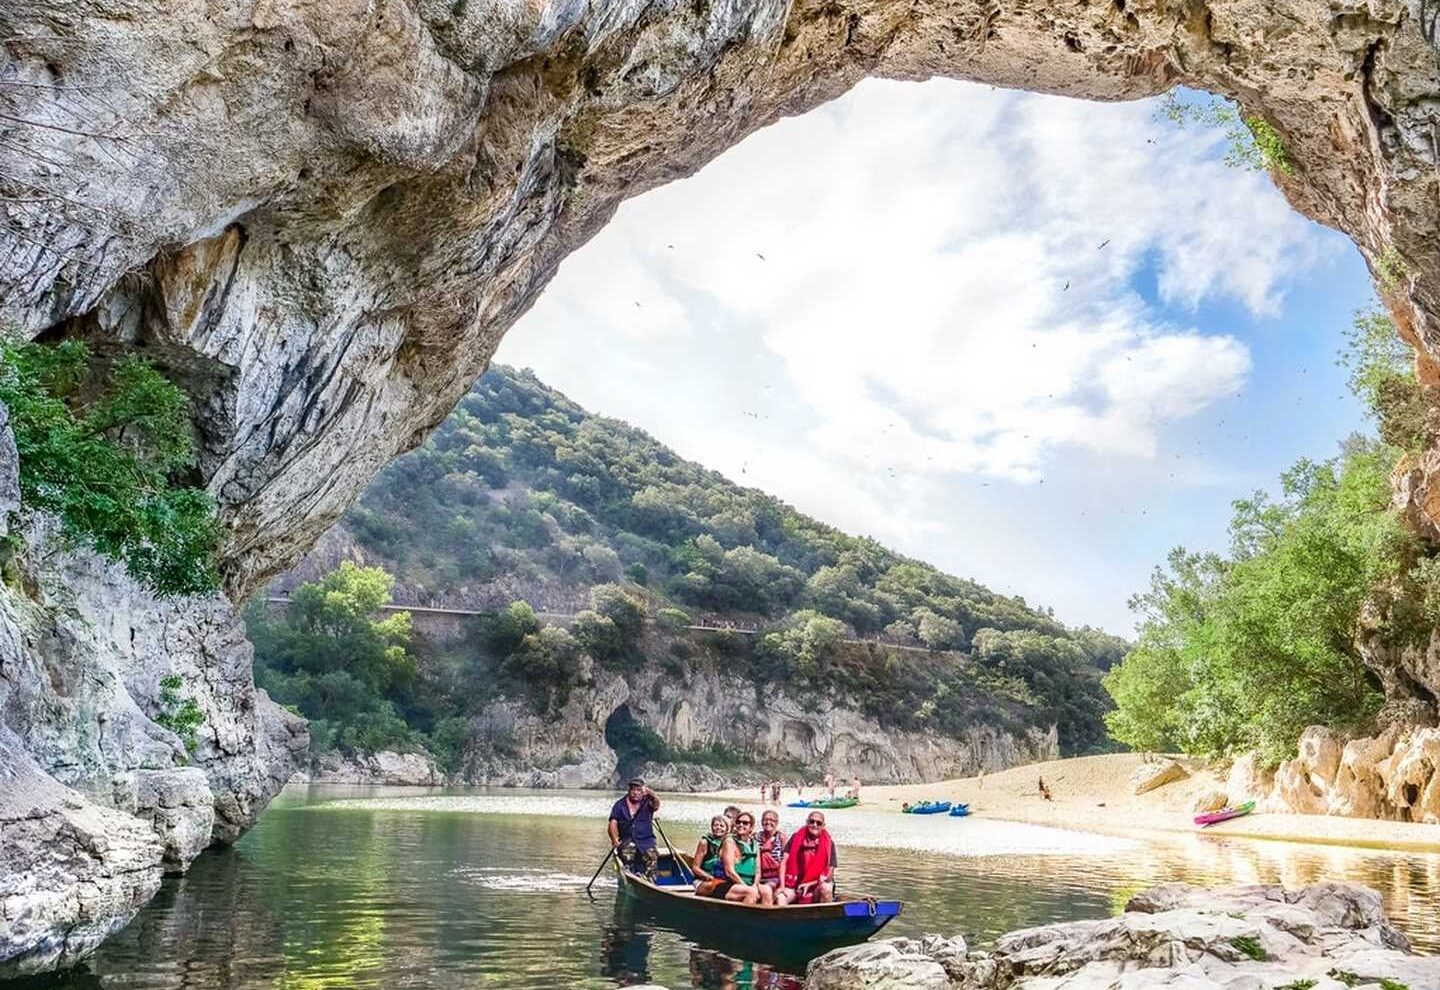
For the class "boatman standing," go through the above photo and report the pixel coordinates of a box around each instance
[608,777,661,879]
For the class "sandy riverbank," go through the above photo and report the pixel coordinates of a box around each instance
[702,753,1440,853]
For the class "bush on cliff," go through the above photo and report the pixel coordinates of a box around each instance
[0,336,220,596]
[248,563,425,754]
[1105,308,1428,764]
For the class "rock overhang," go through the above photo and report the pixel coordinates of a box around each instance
[0,0,1437,596]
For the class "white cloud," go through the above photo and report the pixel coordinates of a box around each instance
[512,79,1319,484]
[497,76,1349,630]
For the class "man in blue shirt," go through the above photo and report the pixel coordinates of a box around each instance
[608,778,660,878]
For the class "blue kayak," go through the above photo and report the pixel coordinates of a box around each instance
[905,801,951,815]
[948,803,971,817]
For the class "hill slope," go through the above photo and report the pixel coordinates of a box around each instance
[266,365,1125,785]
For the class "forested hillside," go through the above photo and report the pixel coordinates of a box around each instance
[254,365,1126,776]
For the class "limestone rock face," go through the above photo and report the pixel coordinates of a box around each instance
[2,0,1438,604]
[0,520,308,973]
[1246,724,1440,822]
[0,729,163,979]
[308,749,444,786]
[1131,759,1189,795]
[457,664,1056,789]
[805,881,1437,990]
[0,401,17,538]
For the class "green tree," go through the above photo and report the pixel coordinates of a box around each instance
[248,563,420,753]
[0,337,219,596]
[1340,308,1431,451]
[1105,441,1401,764]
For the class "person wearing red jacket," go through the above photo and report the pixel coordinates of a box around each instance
[779,810,836,905]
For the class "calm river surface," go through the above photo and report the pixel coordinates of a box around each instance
[32,785,1440,989]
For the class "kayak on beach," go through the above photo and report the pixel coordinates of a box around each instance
[787,797,859,810]
[948,803,971,817]
[903,800,951,815]
[1194,800,1255,827]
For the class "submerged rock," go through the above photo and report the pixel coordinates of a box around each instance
[806,881,1438,990]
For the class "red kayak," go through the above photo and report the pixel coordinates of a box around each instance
[1194,800,1255,827]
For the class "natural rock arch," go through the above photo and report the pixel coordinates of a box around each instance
[2,0,1439,594]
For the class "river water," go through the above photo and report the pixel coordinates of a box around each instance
[31,785,1440,989]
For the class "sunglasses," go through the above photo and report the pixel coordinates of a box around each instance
[736,818,754,826]
[806,819,824,826]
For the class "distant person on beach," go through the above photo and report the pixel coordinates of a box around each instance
[607,778,660,878]
[1038,776,1053,802]
[824,772,836,799]
[770,780,781,805]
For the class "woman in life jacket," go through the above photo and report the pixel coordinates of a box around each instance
[720,812,770,905]
[757,809,787,903]
[691,815,732,898]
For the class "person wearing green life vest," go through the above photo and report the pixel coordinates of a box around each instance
[690,815,734,899]
[720,811,772,906]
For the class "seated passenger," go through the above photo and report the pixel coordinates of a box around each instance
[780,810,836,904]
[757,809,787,902]
[691,816,731,897]
[721,811,770,905]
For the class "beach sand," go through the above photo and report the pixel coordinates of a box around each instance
[701,753,1440,853]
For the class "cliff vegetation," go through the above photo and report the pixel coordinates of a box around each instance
[1105,309,1440,765]
[253,366,1127,775]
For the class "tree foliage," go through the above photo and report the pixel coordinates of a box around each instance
[248,563,422,753]
[1105,440,1401,764]
[0,337,219,596]
[322,365,1123,756]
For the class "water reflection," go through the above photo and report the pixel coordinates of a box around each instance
[9,786,1437,990]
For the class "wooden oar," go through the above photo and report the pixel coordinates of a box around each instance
[585,845,617,895]
[653,818,693,884]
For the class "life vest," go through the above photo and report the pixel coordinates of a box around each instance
[700,834,725,875]
[759,830,785,880]
[731,835,758,883]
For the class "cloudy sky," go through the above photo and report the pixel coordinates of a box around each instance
[496,78,1376,635]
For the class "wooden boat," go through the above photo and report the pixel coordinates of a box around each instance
[615,852,901,946]
[1194,800,1255,827]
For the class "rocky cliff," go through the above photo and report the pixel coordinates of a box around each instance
[0,515,307,978]
[458,660,1057,790]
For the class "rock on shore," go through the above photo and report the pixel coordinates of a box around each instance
[806,881,1440,990]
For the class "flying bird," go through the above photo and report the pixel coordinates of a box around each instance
[756,252,767,261]
[1063,281,1070,291]
[1097,239,1111,250]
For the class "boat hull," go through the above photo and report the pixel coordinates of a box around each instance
[615,854,900,946]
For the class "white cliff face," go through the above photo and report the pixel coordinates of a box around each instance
[1233,724,1440,824]
[0,515,307,975]
[460,664,1057,789]
[3,0,1439,598]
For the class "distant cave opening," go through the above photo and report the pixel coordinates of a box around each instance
[604,704,671,783]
